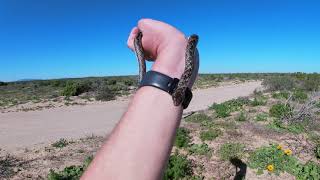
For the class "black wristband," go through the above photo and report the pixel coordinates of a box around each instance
[139,70,193,109]
[139,71,179,94]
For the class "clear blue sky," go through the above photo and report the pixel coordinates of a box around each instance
[0,0,319,81]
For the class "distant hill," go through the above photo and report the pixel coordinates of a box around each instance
[17,79,42,82]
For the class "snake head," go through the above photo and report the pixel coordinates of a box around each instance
[188,34,199,46]
[172,89,185,106]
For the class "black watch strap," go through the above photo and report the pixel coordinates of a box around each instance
[139,71,179,94]
[139,71,193,109]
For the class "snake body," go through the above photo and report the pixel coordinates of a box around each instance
[133,32,146,83]
[134,30,199,107]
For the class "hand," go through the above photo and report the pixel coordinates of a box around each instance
[127,18,199,88]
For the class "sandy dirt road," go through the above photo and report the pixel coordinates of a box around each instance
[0,81,261,150]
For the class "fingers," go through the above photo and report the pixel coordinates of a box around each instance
[127,26,139,51]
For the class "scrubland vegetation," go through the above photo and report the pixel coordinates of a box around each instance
[0,76,136,109]
[1,73,319,112]
[1,72,320,179]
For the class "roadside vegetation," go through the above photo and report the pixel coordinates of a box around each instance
[1,73,319,113]
[1,72,319,179]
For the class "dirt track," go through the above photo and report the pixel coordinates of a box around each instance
[0,81,261,150]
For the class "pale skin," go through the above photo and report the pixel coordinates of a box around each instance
[82,19,199,180]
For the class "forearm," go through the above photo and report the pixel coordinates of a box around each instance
[82,86,183,180]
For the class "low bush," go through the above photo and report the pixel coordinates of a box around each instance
[51,138,69,148]
[315,144,320,159]
[211,103,230,118]
[269,103,292,119]
[210,97,250,118]
[316,102,320,108]
[262,76,296,91]
[255,113,268,121]
[249,144,320,179]
[185,113,211,123]
[47,156,92,180]
[272,91,290,99]
[0,155,21,179]
[95,85,116,101]
[268,119,305,134]
[295,161,320,180]
[302,73,320,91]
[48,165,84,180]
[188,143,211,156]
[164,153,193,180]
[292,90,308,103]
[174,128,191,148]
[235,111,247,122]
[50,80,67,87]
[61,82,90,96]
[249,144,297,175]
[0,81,8,86]
[200,128,222,141]
[218,143,245,161]
[251,97,267,106]
[253,89,263,96]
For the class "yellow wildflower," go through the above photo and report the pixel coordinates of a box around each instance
[284,149,292,155]
[267,164,274,172]
[277,145,283,150]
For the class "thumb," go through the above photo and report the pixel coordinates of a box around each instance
[127,27,139,51]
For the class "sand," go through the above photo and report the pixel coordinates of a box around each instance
[0,81,261,150]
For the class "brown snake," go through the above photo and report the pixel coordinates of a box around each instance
[134,30,199,106]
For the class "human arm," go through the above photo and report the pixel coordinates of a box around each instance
[81,19,198,180]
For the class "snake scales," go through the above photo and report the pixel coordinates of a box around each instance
[134,30,199,106]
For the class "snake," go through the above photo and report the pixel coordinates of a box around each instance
[134,30,199,107]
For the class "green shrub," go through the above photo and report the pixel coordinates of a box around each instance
[251,97,267,106]
[253,89,263,96]
[211,103,230,118]
[47,156,93,180]
[268,119,305,134]
[236,111,246,122]
[188,143,212,156]
[316,102,320,108]
[248,144,298,175]
[285,123,305,134]
[106,79,117,85]
[50,80,67,87]
[51,138,69,148]
[61,82,90,96]
[95,85,116,101]
[249,144,320,178]
[255,113,268,121]
[0,81,8,86]
[164,153,193,180]
[303,74,320,91]
[292,90,308,102]
[315,144,320,159]
[269,103,292,119]
[48,166,84,180]
[308,132,320,144]
[185,113,211,123]
[0,154,21,178]
[174,128,191,148]
[272,91,290,99]
[210,97,250,118]
[295,161,320,180]
[218,143,245,161]
[123,79,135,86]
[200,128,222,141]
[262,76,296,91]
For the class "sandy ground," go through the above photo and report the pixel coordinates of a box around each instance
[0,81,261,151]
